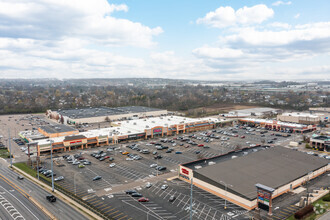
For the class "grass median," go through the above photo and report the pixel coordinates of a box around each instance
[286,193,330,220]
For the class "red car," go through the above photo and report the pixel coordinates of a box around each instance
[138,197,149,202]
[198,144,204,147]
[104,156,110,159]
[240,136,245,139]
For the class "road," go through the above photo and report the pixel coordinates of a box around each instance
[0,160,89,220]
[0,176,49,220]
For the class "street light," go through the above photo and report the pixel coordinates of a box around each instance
[50,140,54,192]
[220,181,233,209]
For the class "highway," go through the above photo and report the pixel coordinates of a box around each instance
[0,175,48,220]
[0,160,89,220]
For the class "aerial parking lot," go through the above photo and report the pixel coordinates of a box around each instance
[34,124,308,219]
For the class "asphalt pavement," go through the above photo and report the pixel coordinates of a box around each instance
[0,159,89,220]
[0,175,49,220]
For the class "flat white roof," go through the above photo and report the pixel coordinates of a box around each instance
[281,112,320,118]
[241,118,307,128]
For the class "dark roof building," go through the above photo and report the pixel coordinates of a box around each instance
[179,146,330,210]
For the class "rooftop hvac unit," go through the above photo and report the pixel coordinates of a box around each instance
[195,165,202,169]
[133,122,137,125]
[152,121,155,123]
[146,125,149,128]
[231,156,238,159]
[127,131,131,133]
[208,161,216,165]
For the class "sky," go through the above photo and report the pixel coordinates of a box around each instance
[0,0,329,81]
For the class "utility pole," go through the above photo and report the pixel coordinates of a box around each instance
[50,140,54,192]
[8,129,12,168]
[190,177,193,220]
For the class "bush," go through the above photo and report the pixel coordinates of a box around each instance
[323,193,330,202]
[294,204,314,219]
[305,143,312,149]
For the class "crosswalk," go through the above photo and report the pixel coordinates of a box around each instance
[0,194,25,220]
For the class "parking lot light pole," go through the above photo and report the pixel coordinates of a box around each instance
[8,129,12,168]
[50,140,54,192]
[220,181,233,209]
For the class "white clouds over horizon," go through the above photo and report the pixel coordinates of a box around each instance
[196,4,274,28]
[0,0,329,81]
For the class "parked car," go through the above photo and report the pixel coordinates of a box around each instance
[78,164,85,168]
[146,182,152,188]
[109,163,116,168]
[175,151,182,154]
[169,195,176,202]
[93,176,102,181]
[150,164,157,168]
[161,184,168,190]
[131,193,142,197]
[125,190,137,195]
[54,176,64,182]
[17,175,24,180]
[83,161,91,165]
[138,197,149,202]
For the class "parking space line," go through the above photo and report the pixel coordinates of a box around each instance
[104,207,116,214]
[112,212,124,218]
[117,215,128,220]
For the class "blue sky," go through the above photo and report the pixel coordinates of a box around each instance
[0,0,329,80]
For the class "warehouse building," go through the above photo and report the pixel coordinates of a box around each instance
[46,106,168,124]
[38,124,78,138]
[179,146,330,210]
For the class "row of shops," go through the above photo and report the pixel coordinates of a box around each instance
[239,118,317,133]
[23,116,235,156]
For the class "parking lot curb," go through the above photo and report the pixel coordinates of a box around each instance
[10,165,103,220]
[167,176,178,181]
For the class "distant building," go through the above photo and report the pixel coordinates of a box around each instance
[277,112,324,125]
[46,106,168,124]
[222,107,281,118]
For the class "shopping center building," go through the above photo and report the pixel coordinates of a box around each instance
[22,116,234,156]
[179,146,330,210]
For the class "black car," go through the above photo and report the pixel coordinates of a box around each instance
[93,176,102,181]
[169,195,176,202]
[99,157,105,161]
[195,151,200,154]
[46,195,56,203]
[125,190,137,195]
[154,155,162,159]
[157,166,166,171]
[131,193,142,197]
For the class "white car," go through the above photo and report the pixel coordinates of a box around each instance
[161,184,168,190]
[150,164,157,168]
[109,163,116,168]
[126,158,133,161]
[146,182,152,188]
[54,176,64,181]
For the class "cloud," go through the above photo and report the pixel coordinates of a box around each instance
[272,1,292,6]
[269,22,291,29]
[197,4,274,28]
[294,13,300,19]
[193,47,243,59]
[0,0,162,48]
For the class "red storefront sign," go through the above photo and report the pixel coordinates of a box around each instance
[70,140,82,144]
[181,168,189,175]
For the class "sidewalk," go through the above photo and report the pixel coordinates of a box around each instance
[95,171,177,197]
